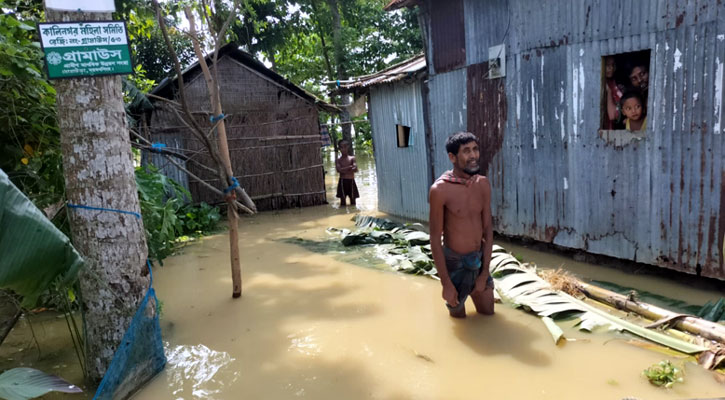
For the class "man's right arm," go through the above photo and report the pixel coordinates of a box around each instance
[429,184,458,306]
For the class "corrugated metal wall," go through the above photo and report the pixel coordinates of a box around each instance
[146,133,190,193]
[428,68,468,178]
[429,0,466,73]
[420,0,725,278]
[369,80,429,221]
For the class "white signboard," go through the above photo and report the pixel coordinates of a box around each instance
[45,0,115,12]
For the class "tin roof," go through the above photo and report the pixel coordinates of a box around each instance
[151,43,340,114]
[332,54,426,95]
[383,0,421,11]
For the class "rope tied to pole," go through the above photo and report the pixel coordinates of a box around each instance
[150,143,166,153]
[223,176,240,202]
[67,203,142,219]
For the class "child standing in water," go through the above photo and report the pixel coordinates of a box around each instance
[335,140,359,206]
[621,91,647,132]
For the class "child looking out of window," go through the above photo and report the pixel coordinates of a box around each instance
[621,91,647,132]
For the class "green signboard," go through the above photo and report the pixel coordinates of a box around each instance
[38,21,133,79]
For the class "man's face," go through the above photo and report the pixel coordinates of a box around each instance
[340,142,349,155]
[629,66,649,90]
[449,141,480,175]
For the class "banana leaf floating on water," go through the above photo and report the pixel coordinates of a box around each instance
[327,215,437,277]
[489,246,725,371]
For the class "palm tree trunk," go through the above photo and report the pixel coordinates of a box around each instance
[325,0,353,150]
[46,9,150,383]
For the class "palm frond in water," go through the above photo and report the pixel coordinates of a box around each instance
[490,246,707,354]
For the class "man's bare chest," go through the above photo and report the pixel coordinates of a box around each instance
[443,186,483,218]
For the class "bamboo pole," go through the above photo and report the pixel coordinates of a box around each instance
[184,6,243,298]
[576,281,725,344]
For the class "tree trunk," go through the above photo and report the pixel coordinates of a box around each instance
[185,6,243,298]
[46,9,150,383]
[576,281,725,344]
[325,0,353,151]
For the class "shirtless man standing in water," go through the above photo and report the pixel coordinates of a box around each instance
[429,132,494,318]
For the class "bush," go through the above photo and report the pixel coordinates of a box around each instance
[135,165,221,264]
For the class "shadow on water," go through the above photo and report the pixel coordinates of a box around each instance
[277,236,393,274]
[452,312,551,367]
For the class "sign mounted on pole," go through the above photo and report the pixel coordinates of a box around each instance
[38,21,133,79]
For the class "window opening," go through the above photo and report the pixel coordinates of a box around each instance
[396,124,411,148]
[600,50,650,133]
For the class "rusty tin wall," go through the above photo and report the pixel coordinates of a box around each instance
[422,0,725,278]
[429,0,466,74]
[369,80,430,221]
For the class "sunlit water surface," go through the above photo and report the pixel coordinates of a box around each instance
[2,150,724,399]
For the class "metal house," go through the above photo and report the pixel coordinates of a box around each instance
[337,55,429,221]
[147,43,338,211]
[380,0,725,279]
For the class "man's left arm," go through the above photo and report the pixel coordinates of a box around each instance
[474,177,493,291]
[350,156,358,173]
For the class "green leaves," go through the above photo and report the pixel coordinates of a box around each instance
[329,215,436,277]
[0,170,83,308]
[136,165,221,264]
[642,360,684,388]
[696,298,725,322]
[0,368,82,400]
[0,4,64,210]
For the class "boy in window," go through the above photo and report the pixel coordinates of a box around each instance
[621,91,647,132]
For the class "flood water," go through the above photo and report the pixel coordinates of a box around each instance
[2,149,724,399]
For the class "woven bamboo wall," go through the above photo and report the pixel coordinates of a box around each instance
[149,55,326,210]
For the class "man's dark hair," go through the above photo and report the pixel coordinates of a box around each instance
[620,90,643,106]
[339,139,351,146]
[445,132,478,155]
[628,62,648,74]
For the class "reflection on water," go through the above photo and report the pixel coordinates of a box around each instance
[287,328,321,357]
[165,343,238,399]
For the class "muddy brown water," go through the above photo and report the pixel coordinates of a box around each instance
[2,150,724,399]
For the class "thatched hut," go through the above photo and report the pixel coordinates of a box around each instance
[146,43,338,211]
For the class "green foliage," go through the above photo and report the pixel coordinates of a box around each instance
[0,2,64,209]
[353,117,373,152]
[178,202,222,233]
[135,165,221,264]
[642,360,684,388]
[696,298,725,322]
[328,215,436,277]
[221,0,423,96]
[0,170,83,308]
[130,25,196,83]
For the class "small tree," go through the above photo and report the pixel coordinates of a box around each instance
[151,0,256,298]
